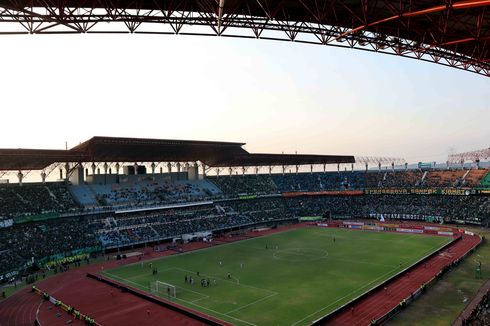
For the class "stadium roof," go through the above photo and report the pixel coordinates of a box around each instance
[0,136,354,171]
[0,0,488,76]
[0,149,88,171]
[207,153,355,167]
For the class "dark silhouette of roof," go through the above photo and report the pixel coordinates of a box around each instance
[0,136,354,170]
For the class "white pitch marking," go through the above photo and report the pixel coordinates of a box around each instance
[225,292,278,315]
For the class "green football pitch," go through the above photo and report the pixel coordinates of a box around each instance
[103,227,451,326]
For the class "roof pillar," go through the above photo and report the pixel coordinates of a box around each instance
[17,171,23,185]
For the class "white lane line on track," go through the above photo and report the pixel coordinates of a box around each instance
[35,300,44,326]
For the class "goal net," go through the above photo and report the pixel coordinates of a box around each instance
[150,281,177,298]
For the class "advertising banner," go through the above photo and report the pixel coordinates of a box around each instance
[349,225,362,229]
[396,228,424,234]
[362,225,384,231]
[376,222,400,228]
[343,221,364,226]
[0,270,19,282]
[423,226,441,231]
[0,219,13,228]
[365,188,472,196]
[437,231,453,236]
[283,190,363,197]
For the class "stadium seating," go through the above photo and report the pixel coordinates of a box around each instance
[69,184,99,206]
[271,171,365,192]
[364,170,424,188]
[463,169,489,187]
[73,179,221,208]
[423,170,467,187]
[208,174,278,196]
[0,216,99,275]
[0,183,79,218]
[1,192,489,277]
[2,167,490,278]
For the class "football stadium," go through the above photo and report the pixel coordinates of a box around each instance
[0,1,489,326]
[0,136,488,326]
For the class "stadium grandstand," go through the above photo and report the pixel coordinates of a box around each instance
[0,0,488,324]
[0,137,490,326]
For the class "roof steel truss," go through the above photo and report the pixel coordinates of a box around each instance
[0,0,488,76]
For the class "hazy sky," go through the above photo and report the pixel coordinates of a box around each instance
[1,34,489,164]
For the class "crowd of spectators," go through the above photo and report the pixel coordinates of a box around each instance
[464,169,490,187]
[0,216,99,275]
[364,171,424,188]
[2,169,489,219]
[1,170,490,277]
[271,172,364,192]
[94,180,219,207]
[462,288,490,326]
[423,170,467,188]
[0,183,79,218]
[210,169,489,197]
[95,200,295,248]
[284,195,489,225]
[93,193,490,248]
[208,175,278,196]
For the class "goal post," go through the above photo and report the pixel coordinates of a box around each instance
[150,280,177,298]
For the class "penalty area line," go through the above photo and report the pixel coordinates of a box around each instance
[102,271,257,326]
[225,292,278,315]
[172,296,258,326]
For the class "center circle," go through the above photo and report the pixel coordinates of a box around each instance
[272,247,328,262]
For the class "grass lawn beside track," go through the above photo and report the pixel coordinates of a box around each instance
[387,227,490,326]
[104,227,450,326]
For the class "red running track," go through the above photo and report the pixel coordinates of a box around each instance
[0,224,479,326]
[0,223,304,326]
[0,287,42,326]
[324,234,481,326]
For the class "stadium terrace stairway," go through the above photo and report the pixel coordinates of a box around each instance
[323,233,481,326]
